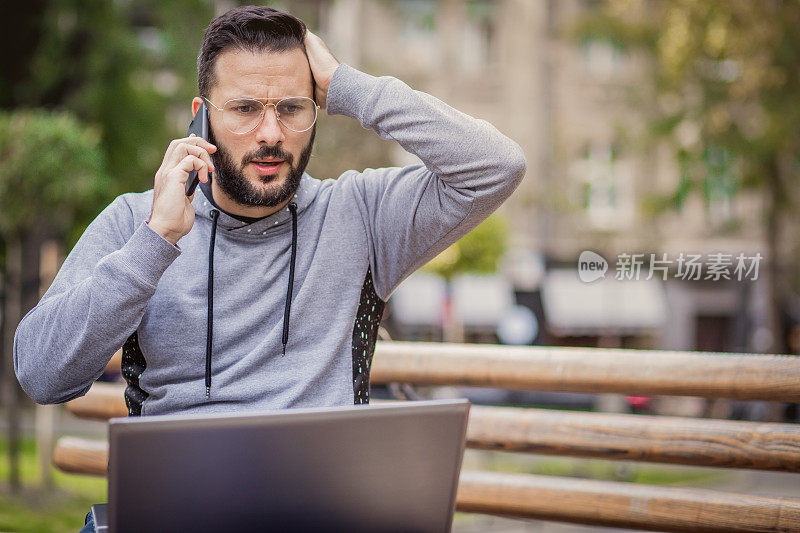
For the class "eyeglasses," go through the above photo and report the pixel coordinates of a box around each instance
[203,96,319,134]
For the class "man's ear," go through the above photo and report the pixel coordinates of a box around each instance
[192,97,204,117]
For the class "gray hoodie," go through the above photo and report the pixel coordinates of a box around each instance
[14,63,526,416]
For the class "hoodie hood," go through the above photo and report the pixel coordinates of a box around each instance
[193,172,320,234]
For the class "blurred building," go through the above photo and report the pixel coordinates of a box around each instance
[256,0,771,353]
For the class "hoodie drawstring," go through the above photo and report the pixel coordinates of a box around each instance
[282,202,298,356]
[206,209,220,399]
[204,203,298,400]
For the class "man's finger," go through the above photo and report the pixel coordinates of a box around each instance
[173,135,217,153]
[163,141,216,174]
[181,143,216,172]
[172,155,209,184]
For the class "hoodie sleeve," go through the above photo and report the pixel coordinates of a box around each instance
[13,195,181,404]
[325,63,527,300]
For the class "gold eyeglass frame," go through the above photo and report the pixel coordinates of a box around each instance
[203,96,320,134]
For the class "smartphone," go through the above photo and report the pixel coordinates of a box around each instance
[185,101,209,196]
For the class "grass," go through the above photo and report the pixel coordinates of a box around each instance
[0,437,106,533]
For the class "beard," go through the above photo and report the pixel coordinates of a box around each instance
[209,126,315,208]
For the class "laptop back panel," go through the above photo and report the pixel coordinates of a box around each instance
[108,399,469,533]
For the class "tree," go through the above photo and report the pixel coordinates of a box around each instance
[0,109,108,492]
[425,214,509,342]
[425,214,509,280]
[2,0,217,214]
[576,0,800,353]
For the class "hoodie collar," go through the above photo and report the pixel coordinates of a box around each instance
[193,172,320,234]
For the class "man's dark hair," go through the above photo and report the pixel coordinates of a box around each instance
[197,6,308,97]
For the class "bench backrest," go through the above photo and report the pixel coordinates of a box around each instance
[55,341,800,532]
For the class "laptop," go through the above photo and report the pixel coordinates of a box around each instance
[92,399,470,532]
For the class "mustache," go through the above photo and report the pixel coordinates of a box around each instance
[240,145,294,167]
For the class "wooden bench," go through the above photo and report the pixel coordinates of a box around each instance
[54,341,800,532]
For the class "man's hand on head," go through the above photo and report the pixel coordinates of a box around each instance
[304,31,339,110]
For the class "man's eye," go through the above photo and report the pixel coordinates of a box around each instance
[279,105,301,114]
[234,105,257,114]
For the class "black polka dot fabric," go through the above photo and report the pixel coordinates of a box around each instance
[122,331,148,416]
[352,267,386,405]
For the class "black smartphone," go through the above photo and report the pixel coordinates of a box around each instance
[185,101,209,196]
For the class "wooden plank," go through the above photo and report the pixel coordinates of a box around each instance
[456,470,800,533]
[468,406,800,472]
[67,342,800,415]
[52,437,108,476]
[371,341,800,401]
[65,386,800,472]
[65,382,127,420]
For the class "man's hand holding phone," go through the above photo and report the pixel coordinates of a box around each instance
[147,135,216,245]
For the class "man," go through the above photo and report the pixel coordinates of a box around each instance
[14,6,525,417]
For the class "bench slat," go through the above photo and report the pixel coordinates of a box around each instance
[67,342,800,406]
[66,382,127,420]
[371,341,800,402]
[468,406,800,472]
[67,383,800,472]
[65,386,800,472]
[51,436,108,476]
[457,470,800,533]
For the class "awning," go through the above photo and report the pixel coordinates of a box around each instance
[541,269,667,336]
[390,272,514,328]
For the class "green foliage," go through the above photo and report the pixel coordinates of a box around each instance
[573,0,800,348]
[21,1,161,198]
[0,0,221,247]
[8,0,216,204]
[148,0,218,108]
[425,214,508,280]
[0,109,109,241]
[576,0,800,215]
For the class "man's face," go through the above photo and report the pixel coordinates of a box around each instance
[203,47,315,208]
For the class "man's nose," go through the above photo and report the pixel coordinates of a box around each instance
[254,105,284,145]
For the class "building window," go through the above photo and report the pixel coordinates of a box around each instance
[398,0,437,38]
[462,0,495,71]
[572,142,634,230]
[579,38,625,79]
[702,146,736,227]
[397,0,439,70]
